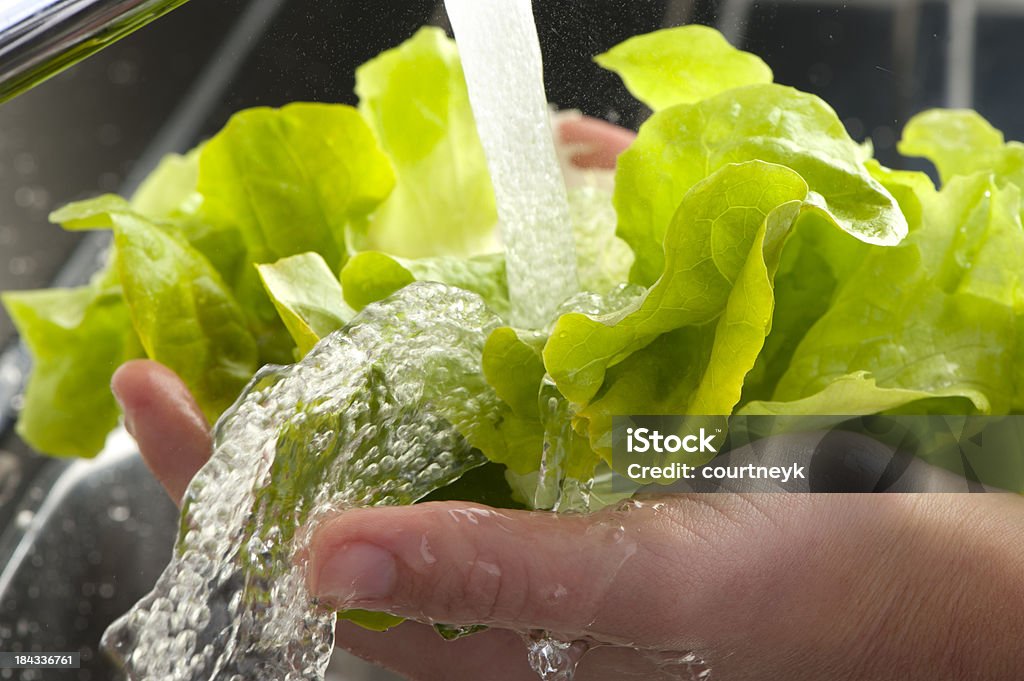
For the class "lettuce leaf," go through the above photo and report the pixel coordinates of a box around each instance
[544,161,812,465]
[199,103,394,270]
[615,83,907,285]
[899,109,1024,190]
[340,252,509,317]
[2,276,140,458]
[256,252,353,357]
[52,196,258,423]
[770,173,1024,415]
[594,24,772,110]
[355,27,498,257]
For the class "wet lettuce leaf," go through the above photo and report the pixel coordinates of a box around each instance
[594,24,772,110]
[51,197,259,423]
[899,109,1024,190]
[546,162,817,466]
[5,22,1023,509]
[256,252,353,357]
[769,173,1024,415]
[199,103,395,271]
[2,275,140,458]
[340,251,509,317]
[614,83,907,286]
[355,26,498,257]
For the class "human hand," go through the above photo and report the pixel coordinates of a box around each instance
[113,359,1024,681]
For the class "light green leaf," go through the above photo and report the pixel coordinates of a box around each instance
[616,83,907,285]
[336,610,404,632]
[71,206,260,422]
[482,327,546,418]
[595,24,772,110]
[772,173,1024,415]
[898,109,1024,189]
[256,252,353,356]
[740,371,984,417]
[130,149,203,221]
[51,194,134,229]
[340,251,509,317]
[356,27,498,257]
[2,277,140,458]
[199,102,395,271]
[546,161,810,407]
[339,251,416,311]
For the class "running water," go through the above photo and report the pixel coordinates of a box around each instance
[101,284,505,680]
[444,0,578,329]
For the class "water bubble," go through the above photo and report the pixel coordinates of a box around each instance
[108,505,131,522]
[434,623,488,640]
[108,59,139,85]
[14,510,34,529]
[523,631,591,681]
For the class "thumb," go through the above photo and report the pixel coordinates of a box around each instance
[308,501,649,638]
[306,497,783,647]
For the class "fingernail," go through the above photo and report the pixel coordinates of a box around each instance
[313,543,397,606]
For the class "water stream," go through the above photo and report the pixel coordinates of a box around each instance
[102,284,504,679]
[444,0,579,329]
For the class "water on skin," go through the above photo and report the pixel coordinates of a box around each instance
[444,0,579,329]
[101,284,506,680]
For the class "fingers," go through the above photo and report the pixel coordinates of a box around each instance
[309,493,1024,679]
[308,498,741,645]
[111,359,211,505]
[557,115,636,169]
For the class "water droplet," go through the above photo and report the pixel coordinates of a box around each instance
[14,510,33,529]
[523,631,591,681]
[434,623,487,640]
[108,60,139,85]
[419,536,436,565]
[108,505,131,522]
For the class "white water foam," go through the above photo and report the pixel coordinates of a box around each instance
[444,0,578,329]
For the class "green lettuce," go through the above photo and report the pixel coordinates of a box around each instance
[899,109,1024,190]
[256,252,353,357]
[2,273,140,458]
[594,24,772,110]
[5,24,1024,503]
[614,83,907,285]
[52,197,259,422]
[355,26,498,257]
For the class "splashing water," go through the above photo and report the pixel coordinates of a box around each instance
[101,284,506,680]
[444,0,578,329]
[524,631,592,681]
